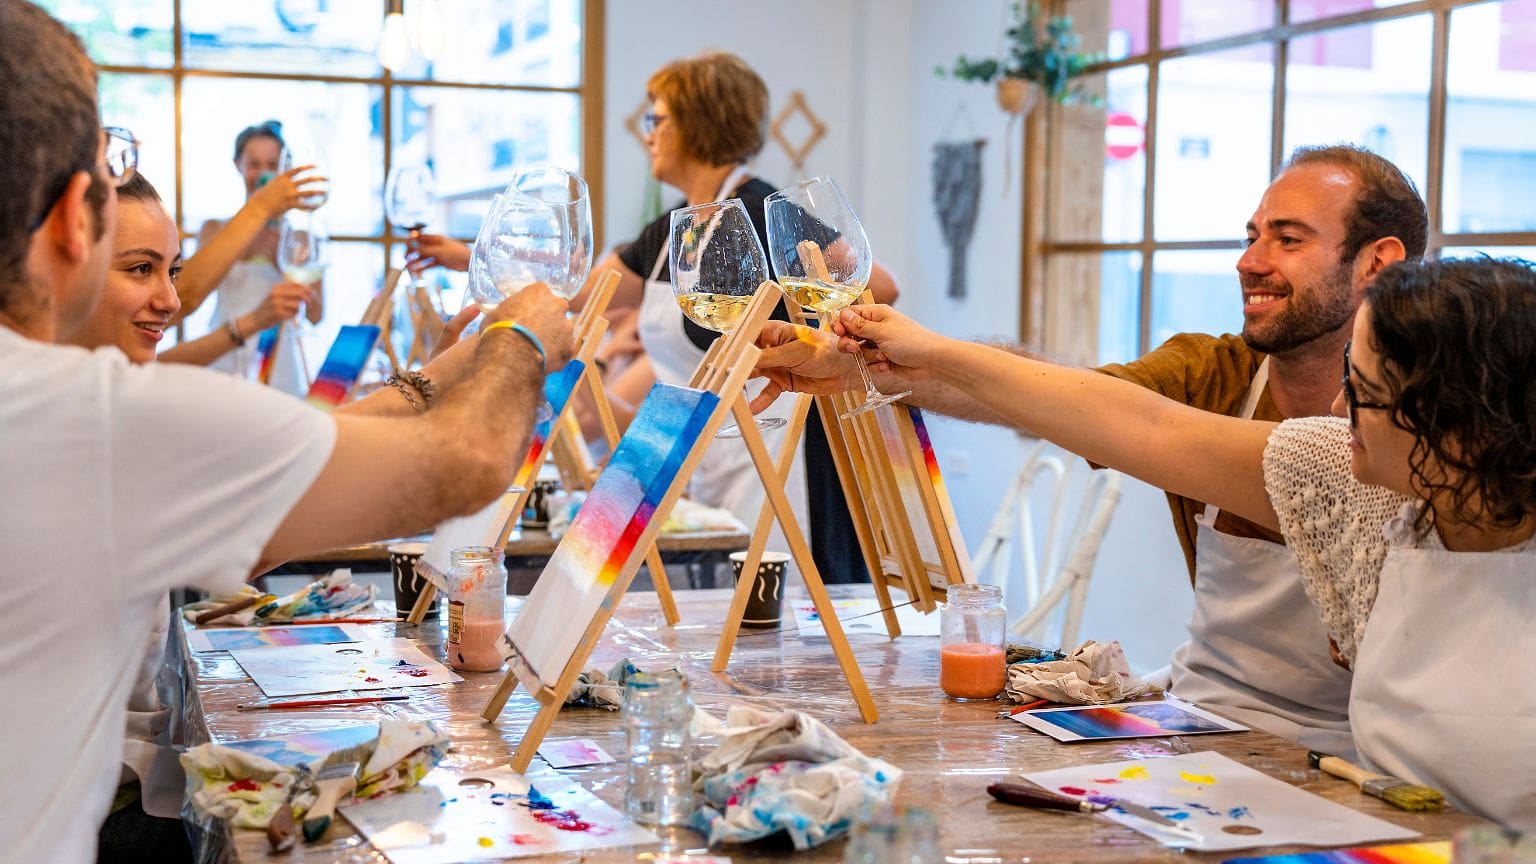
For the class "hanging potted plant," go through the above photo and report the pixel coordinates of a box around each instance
[939,2,1103,116]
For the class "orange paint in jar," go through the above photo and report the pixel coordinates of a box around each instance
[940,642,1007,699]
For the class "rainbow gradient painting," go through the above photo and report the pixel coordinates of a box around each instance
[906,405,946,498]
[512,359,587,488]
[505,382,718,687]
[305,325,381,410]
[253,325,280,385]
[1223,842,1451,864]
[1015,699,1247,743]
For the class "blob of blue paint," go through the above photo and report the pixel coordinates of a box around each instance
[1184,802,1221,816]
[525,786,557,810]
[1227,806,1251,820]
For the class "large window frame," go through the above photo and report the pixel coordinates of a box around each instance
[1028,0,1533,361]
[87,0,605,286]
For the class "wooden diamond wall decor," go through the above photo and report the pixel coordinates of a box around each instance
[771,90,827,171]
[623,97,649,150]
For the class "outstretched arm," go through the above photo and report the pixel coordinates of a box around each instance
[837,305,1282,530]
[160,282,312,366]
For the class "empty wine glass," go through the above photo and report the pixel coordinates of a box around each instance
[467,165,592,312]
[279,138,330,209]
[385,163,438,294]
[669,198,785,439]
[765,176,909,418]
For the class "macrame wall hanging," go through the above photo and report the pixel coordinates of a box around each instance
[932,133,984,299]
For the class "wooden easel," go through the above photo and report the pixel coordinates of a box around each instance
[483,282,878,771]
[360,268,405,370]
[407,271,681,627]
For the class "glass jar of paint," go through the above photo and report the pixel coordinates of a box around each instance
[445,545,506,672]
[940,583,1007,700]
[623,670,694,826]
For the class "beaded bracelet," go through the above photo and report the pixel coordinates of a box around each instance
[398,368,437,407]
[384,370,425,412]
[225,319,246,346]
[482,320,547,371]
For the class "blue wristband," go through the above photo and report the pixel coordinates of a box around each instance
[484,320,546,371]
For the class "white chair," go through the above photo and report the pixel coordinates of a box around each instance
[971,439,1124,649]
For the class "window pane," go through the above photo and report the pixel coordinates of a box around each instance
[1149,249,1245,348]
[1067,0,1148,60]
[391,86,582,237]
[181,0,383,77]
[1048,68,1147,243]
[1161,0,1274,48]
[100,73,177,214]
[39,0,172,68]
[180,78,383,238]
[1155,45,1275,241]
[1098,252,1143,364]
[393,0,584,87]
[1283,16,1431,193]
[1439,245,1536,261]
[1289,0,1414,26]
[1445,0,1536,233]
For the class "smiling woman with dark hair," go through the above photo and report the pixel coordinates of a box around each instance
[753,255,1536,829]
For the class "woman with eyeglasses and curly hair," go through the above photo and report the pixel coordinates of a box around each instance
[754,255,1536,829]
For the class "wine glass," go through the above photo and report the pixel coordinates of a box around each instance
[279,139,330,209]
[385,164,438,301]
[765,176,909,418]
[669,198,785,439]
[276,211,328,385]
[467,165,592,311]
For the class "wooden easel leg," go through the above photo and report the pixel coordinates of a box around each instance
[727,397,879,723]
[647,545,680,626]
[406,583,438,624]
[712,392,813,672]
[819,392,903,638]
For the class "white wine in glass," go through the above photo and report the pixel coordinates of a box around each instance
[669,197,785,438]
[765,175,908,418]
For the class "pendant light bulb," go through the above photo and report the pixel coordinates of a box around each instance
[415,0,443,61]
[378,0,411,71]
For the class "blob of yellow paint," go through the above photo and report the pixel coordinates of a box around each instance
[478,837,494,847]
[1118,766,1149,780]
[1179,771,1216,785]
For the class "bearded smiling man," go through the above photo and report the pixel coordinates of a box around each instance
[749,144,1428,757]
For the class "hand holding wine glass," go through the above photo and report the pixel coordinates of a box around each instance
[669,197,785,438]
[277,211,328,328]
[764,176,909,417]
[386,164,438,298]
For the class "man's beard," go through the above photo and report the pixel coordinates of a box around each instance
[1241,261,1355,355]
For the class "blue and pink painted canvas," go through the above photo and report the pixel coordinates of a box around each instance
[512,360,586,488]
[505,382,718,687]
[306,324,381,410]
[1013,699,1247,743]
[222,723,379,769]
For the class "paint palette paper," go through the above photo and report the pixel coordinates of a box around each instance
[537,739,614,769]
[1024,752,1418,852]
[230,637,461,698]
[339,766,655,863]
[789,596,942,637]
[1012,699,1248,742]
[186,623,369,653]
[1223,840,1451,864]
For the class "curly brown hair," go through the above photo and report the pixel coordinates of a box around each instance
[646,51,768,166]
[1366,256,1536,528]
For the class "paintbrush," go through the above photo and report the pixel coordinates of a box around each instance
[988,782,1107,813]
[239,694,410,711]
[266,779,300,852]
[1308,751,1445,812]
[193,593,275,626]
[300,739,376,842]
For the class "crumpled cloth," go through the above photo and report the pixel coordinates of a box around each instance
[1005,639,1161,705]
[691,706,902,850]
[563,658,641,710]
[181,720,448,829]
[180,570,377,626]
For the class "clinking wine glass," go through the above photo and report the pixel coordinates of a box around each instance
[385,163,439,306]
[279,140,330,209]
[276,211,328,385]
[669,198,786,439]
[765,175,908,418]
[467,166,593,428]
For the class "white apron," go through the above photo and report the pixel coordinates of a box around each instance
[1351,541,1536,830]
[209,258,308,397]
[1170,359,1356,757]
[636,167,808,559]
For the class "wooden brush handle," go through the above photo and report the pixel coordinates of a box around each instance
[307,775,357,824]
[1309,751,1388,785]
[194,594,263,626]
[266,799,297,852]
[988,782,1097,812]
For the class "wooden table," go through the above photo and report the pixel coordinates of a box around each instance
[178,587,1484,862]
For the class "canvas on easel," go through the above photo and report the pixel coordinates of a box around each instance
[304,324,381,411]
[407,271,681,627]
[482,283,878,772]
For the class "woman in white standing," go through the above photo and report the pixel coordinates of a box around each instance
[191,120,324,396]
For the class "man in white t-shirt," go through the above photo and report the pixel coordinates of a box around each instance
[0,4,573,862]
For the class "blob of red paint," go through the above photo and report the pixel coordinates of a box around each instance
[227,778,261,792]
[364,676,381,683]
[1092,778,1120,784]
[1059,786,1088,796]
[510,833,542,845]
[530,809,612,835]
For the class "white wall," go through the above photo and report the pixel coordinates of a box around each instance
[602,0,1193,673]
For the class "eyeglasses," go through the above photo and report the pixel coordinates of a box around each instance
[1341,340,1392,427]
[27,126,139,232]
[641,110,668,136]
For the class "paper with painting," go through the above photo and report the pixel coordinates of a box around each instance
[502,383,717,688]
[1011,699,1247,742]
[186,623,369,653]
[229,637,461,698]
[1024,752,1417,852]
[339,766,655,863]
[1222,840,1452,864]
